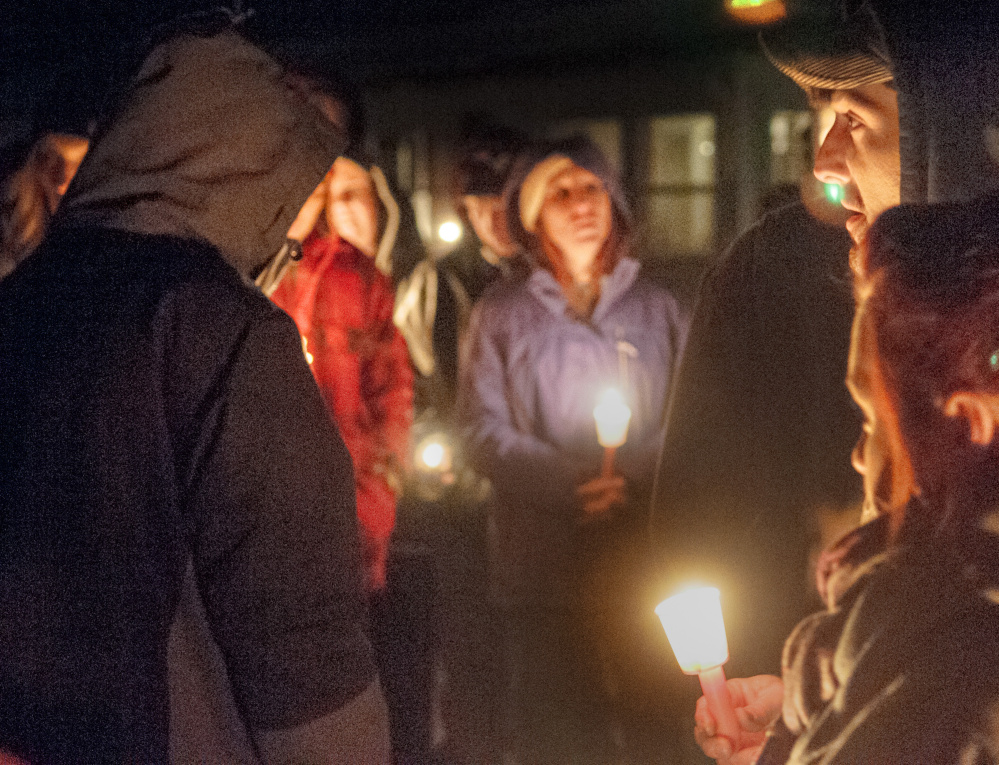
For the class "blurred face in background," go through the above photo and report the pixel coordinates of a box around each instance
[813,83,901,246]
[537,163,612,284]
[463,194,516,258]
[326,156,378,257]
[286,176,329,242]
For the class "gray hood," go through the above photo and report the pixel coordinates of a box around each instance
[58,30,347,282]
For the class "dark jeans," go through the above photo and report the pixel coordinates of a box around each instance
[500,605,616,765]
[370,551,437,765]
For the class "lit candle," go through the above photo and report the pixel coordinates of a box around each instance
[656,587,742,748]
[593,387,631,477]
[415,433,452,473]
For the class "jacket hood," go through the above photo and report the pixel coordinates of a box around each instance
[877,0,999,204]
[503,135,633,273]
[57,30,347,282]
[370,165,400,277]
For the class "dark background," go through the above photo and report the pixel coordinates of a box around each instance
[1,0,753,137]
[1,0,817,298]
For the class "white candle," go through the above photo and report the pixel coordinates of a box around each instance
[656,587,742,748]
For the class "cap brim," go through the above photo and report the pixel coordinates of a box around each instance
[759,6,893,91]
[762,44,894,90]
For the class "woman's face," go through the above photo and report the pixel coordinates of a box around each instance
[537,163,612,274]
[846,292,916,523]
[326,157,379,257]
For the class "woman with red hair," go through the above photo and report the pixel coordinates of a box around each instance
[696,195,999,764]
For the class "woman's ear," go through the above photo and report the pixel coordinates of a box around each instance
[943,392,999,445]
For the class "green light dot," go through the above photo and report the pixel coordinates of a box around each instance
[824,183,844,205]
[731,0,768,6]
[990,352,999,371]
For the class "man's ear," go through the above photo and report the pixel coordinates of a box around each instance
[943,392,999,445]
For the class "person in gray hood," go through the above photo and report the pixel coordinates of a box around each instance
[0,21,389,765]
[458,135,687,764]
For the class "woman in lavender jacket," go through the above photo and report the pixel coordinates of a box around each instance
[458,135,687,764]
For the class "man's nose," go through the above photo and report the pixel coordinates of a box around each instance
[851,431,868,475]
[813,120,852,186]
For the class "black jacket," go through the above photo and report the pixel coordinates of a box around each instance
[0,27,384,765]
[650,202,862,677]
[0,228,376,763]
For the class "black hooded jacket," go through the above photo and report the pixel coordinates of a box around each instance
[0,30,383,764]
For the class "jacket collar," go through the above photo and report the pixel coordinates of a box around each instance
[527,256,640,324]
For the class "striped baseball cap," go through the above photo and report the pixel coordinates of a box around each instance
[759,3,893,91]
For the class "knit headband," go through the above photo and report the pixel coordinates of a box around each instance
[518,154,574,233]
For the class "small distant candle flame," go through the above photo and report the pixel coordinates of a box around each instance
[421,441,445,469]
[416,433,452,473]
[438,221,462,243]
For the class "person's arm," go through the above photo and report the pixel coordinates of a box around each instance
[357,271,414,590]
[365,270,414,485]
[184,307,390,763]
[650,246,761,543]
[253,683,390,765]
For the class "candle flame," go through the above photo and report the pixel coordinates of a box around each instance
[421,441,445,469]
[594,387,632,448]
[656,586,730,674]
[416,433,452,473]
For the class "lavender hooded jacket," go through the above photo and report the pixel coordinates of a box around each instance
[458,254,686,605]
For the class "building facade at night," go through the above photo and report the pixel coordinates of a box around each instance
[277,0,830,297]
[2,0,834,299]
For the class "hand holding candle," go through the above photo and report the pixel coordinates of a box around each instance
[656,587,743,750]
[593,387,631,478]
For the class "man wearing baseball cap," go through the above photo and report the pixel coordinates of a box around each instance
[662,1,999,762]
[651,3,899,705]
[762,2,898,251]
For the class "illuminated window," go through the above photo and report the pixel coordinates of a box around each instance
[645,113,716,257]
[770,108,847,211]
